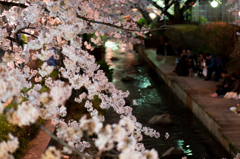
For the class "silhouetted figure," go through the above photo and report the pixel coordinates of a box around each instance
[181,48,187,57]
[205,53,223,81]
[230,73,240,94]
[188,55,196,75]
[186,48,197,63]
[156,42,174,56]
[210,70,232,97]
[175,55,189,76]
[196,52,205,77]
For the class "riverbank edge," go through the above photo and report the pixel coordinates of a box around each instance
[135,44,238,157]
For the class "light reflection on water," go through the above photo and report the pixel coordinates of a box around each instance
[104,42,231,159]
[135,91,162,107]
[105,48,114,69]
[134,75,152,88]
[135,98,145,106]
[177,140,193,156]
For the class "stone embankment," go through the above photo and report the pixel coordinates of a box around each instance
[135,44,240,157]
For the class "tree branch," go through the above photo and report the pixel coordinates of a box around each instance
[6,36,26,45]
[167,0,175,10]
[0,1,27,8]
[135,6,152,25]
[20,31,37,38]
[147,0,174,20]
[15,27,35,36]
[77,14,171,32]
[36,121,89,158]
[148,0,164,12]
[36,121,119,159]
[180,0,196,12]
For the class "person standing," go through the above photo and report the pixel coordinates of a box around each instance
[196,53,205,77]
[156,42,174,56]
[205,53,216,81]
[185,10,191,22]
[214,56,223,81]
[188,56,196,76]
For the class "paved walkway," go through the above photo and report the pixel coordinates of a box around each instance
[22,121,55,159]
[142,48,240,156]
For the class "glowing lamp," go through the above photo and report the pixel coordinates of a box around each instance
[149,13,156,19]
[211,0,218,8]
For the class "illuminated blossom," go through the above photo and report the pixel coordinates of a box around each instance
[41,146,61,159]
[38,62,54,77]
[7,102,40,126]
[0,133,19,159]
[0,0,161,158]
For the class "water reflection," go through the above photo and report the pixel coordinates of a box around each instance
[104,43,231,159]
[177,140,193,156]
[105,48,114,68]
[134,75,152,88]
[133,90,163,107]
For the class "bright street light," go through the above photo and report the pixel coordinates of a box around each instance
[211,0,218,8]
[149,13,157,19]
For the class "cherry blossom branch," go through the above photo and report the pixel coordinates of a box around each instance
[4,27,36,45]
[6,36,26,45]
[77,14,171,32]
[35,121,90,158]
[20,31,37,38]
[15,27,35,36]
[3,107,118,158]
[36,121,119,159]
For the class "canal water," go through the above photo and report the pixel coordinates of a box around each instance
[104,43,231,159]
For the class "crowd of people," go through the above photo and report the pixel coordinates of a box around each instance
[156,46,240,100]
[174,48,224,81]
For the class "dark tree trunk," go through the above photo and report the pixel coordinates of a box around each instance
[172,2,184,24]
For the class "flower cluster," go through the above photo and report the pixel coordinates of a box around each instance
[0,133,19,159]
[0,0,160,158]
[6,102,40,127]
[0,66,26,103]
[41,146,61,159]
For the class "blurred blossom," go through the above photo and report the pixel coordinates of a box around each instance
[165,132,170,139]
[0,0,161,158]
